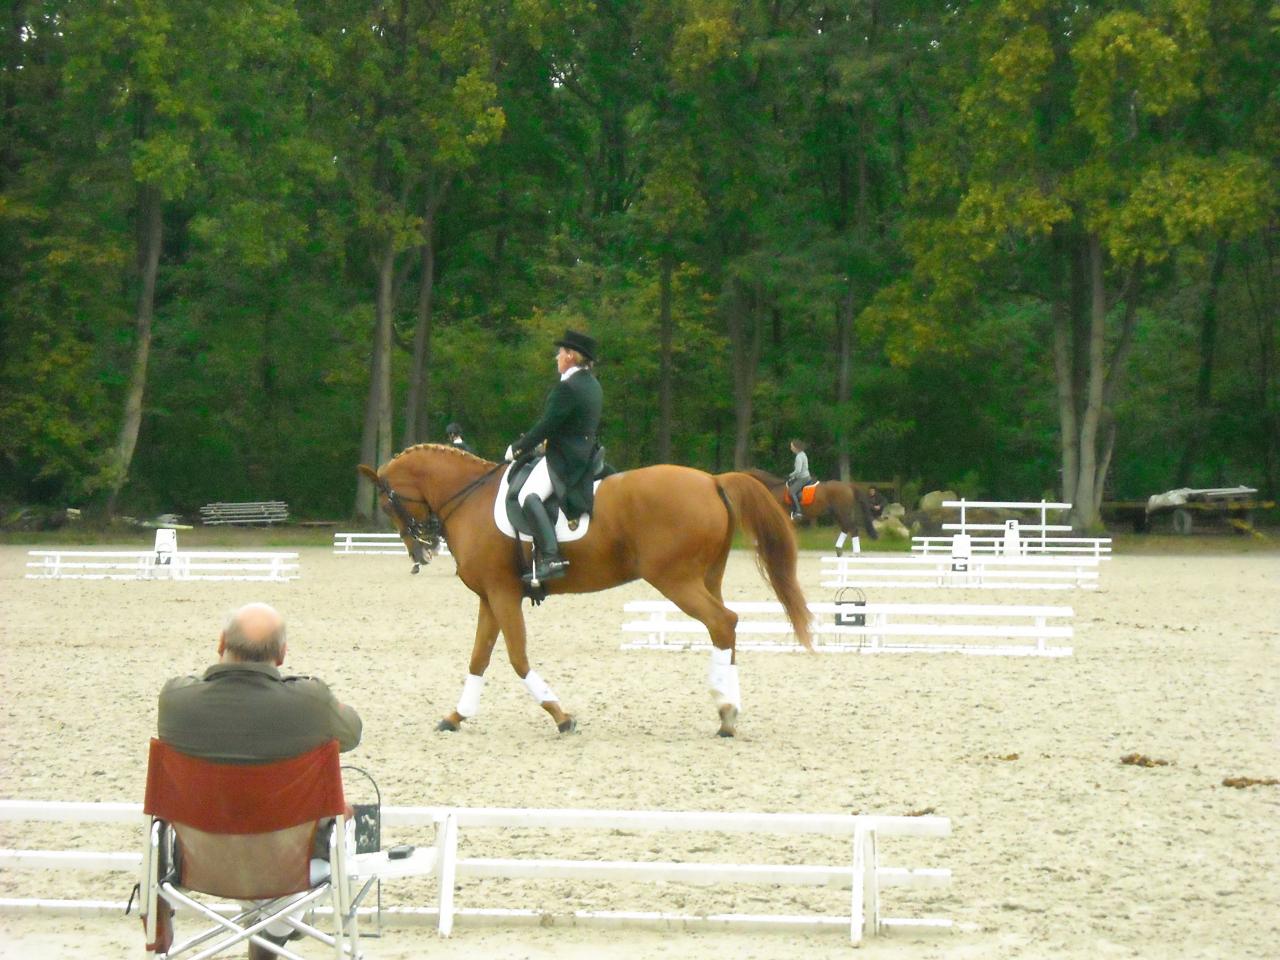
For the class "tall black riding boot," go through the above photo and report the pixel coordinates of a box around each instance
[522,495,569,583]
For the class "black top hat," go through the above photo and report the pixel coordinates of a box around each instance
[555,329,598,363]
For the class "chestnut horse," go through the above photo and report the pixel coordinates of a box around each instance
[358,446,811,737]
[743,468,880,556]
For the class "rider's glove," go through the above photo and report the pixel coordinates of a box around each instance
[504,445,515,462]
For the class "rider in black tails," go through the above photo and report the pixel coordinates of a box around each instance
[445,422,474,455]
[505,329,603,584]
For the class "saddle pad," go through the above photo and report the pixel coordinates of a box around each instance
[493,464,598,543]
[786,483,819,508]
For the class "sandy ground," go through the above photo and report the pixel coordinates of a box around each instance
[0,541,1277,959]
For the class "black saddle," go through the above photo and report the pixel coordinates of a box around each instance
[503,447,610,538]
[504,458,563,538]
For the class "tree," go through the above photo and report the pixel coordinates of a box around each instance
[312,0,506,518]
[870,0,1275,528]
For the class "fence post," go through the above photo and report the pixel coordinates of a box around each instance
[435,812,458,937]
[850,820,880,944]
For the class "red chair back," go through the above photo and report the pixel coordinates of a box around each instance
[144,738,346,899]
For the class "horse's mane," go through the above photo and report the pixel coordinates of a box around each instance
[744,467,784,487]
[392,442,494,468]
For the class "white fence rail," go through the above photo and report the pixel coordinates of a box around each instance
[333,532,449,557]
[621,599,1073,657]
[918,500,1113,559]
[25,550,299,582]
[912,535,1112,559]
[820,554,1098,592]
[0,800,952,945]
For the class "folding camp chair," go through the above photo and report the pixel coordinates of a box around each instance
[139,737,374,960]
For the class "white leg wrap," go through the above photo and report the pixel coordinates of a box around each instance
[708,647,742,710]
[522,669,559,704]
[456,674,485,717]
[835,531,847,549]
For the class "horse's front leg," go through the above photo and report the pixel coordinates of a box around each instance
[437,595,502,732]
[491,589,577,734]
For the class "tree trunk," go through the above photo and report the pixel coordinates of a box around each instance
[1051,229,1078,506]
[726,281,762,469]
[105,183,163,516]
[1072,234,1109,531]
[402,203,439,447]
[834,285,854,481]
[1241,230,1277,497]
[354,240,398,519]
[656,250,673,462]
[1175,239,1228,485]
[354,337,383,519]
[374,247,395,469]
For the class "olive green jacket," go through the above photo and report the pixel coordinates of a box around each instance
[157,661,362,764]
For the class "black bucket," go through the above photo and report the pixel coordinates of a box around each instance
[834,587,866,627]
[342,765,382,854]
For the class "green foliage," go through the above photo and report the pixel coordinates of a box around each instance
[2,0,1276,518]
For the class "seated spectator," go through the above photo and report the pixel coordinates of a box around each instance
[157,602,362,959]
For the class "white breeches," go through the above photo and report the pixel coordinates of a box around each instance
[517,458,555,506]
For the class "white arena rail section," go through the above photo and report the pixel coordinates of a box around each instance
[820,553,1099,591]
[912,534,1112,559]
[333,531,449,557]
[920,499,1113,559]
[25,549,299,582]
[24,528,299,582]
[621,599,1073,657]
[0,800,952,946]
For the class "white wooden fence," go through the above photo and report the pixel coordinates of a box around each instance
[25,549,299,582]
[912,535,1112,559]
[0,800,952,945]
[333,532,449,557]
[621,599,1073,657]
[927,499,1112,554]
[820,553,1099,592]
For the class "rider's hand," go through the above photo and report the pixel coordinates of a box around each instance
[504,445,515,462]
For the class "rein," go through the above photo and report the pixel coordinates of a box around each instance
[436,462,506,520]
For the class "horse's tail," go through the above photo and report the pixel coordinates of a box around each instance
[715,472,813,650]
[851,483,880,540]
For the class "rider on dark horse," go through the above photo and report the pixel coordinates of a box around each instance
[785,438,812,520]
[506,329,603,584]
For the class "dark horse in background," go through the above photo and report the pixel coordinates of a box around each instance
[359,446,812,738]
[743,469,880,556]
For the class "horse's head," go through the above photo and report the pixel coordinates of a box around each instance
[357,462,441,574]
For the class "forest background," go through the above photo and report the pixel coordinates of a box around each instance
[1,0,1276,530]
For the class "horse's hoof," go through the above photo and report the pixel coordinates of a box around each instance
[557,717,578,734]
[716,704,738,738]
[436,718,460,733]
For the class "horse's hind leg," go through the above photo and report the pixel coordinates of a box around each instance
[660,580,742,737]
[438,595,502,732]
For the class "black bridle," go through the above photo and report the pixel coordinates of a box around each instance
[373,463,505,573]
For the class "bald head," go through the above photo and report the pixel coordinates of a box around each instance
[219,602,286,665]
